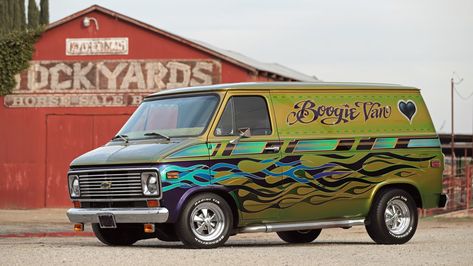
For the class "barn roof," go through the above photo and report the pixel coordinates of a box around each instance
[46,5,318,82]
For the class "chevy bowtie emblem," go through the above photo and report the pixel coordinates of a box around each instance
[100,181,112,189]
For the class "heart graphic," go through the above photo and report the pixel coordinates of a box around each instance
[398,100,417,123]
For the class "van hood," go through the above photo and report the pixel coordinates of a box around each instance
[70,139,199,166]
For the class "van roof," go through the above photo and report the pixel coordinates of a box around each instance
[147,82,419,98]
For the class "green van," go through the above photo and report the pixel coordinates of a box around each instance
[67,82,447,248]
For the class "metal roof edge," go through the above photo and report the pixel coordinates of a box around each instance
[146,81,418,98]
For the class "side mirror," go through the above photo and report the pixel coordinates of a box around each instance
[229,128,251,144]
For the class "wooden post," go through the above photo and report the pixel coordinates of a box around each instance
[467,164,471,214]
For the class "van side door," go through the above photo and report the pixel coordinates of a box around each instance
[207,91,283,223]
[270,90,365,222]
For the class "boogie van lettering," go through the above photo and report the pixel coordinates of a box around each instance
[287,99,391,126]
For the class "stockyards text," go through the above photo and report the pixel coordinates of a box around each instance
[4,60,221,108]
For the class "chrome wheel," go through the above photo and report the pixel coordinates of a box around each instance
[384,199,411,235]
[190,202,225,242]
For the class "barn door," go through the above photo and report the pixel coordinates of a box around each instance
[45,114,130,207]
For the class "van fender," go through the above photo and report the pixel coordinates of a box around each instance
[169,185,240,225]
[366,179,423,213]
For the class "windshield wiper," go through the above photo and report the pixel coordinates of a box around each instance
[144,131,170,141]
[112,134,129,143]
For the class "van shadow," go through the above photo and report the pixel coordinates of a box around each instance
[132,240,375,249]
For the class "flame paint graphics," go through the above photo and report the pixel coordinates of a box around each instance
[161,152,434,213]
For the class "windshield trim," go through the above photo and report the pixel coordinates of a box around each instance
[116,93,221,140]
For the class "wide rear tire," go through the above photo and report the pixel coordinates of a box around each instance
[365,188,418,244]
[277,229,322,243]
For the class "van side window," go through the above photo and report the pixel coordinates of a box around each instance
[215,96,272,136]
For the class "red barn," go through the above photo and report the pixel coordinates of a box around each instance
[0,5,317,208]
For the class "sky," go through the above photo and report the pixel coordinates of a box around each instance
[47,0,473,134]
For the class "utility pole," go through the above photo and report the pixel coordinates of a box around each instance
[450,73,464,209]
[451,77,455,177]
[450,77,455,209]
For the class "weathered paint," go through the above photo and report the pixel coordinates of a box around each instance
[5,59,221,107]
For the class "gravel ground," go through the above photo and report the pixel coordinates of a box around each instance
[0,218,472,266]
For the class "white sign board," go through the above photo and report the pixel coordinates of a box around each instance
[66,38,129,56]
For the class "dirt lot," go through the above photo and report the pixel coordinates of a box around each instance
[0,216,472,266]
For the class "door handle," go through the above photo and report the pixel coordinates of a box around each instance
[264,146,280,153]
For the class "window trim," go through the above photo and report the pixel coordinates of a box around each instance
[117,93,221,139]
[213,95,273,137]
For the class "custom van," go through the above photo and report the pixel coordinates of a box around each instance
[67,82,447,248]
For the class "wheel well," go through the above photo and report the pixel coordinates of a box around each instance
[181,189,240,228]
[375,184,423,208]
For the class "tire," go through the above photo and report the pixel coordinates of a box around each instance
[365,188,418,244]
[175,193,233,249]
[155,223,179,242]
[277,229,322,243]
[92,223,142,246]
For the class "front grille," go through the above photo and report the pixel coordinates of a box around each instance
[81,201,148,208]
[70,168,160,201]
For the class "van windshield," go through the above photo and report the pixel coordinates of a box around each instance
[117,94,219,139]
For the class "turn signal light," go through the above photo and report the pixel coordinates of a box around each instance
[430,160,441,168]
[166,171,179,179]
[73,201,81,208]
[74,223,84,232]
[144,224,155,233]
[147,200,160,207]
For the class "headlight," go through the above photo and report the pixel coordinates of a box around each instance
[68,175,80,197]
[141,172,159,196]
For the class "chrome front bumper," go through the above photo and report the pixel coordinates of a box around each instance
[67,207,169,224]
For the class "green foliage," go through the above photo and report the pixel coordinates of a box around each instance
[39,0,49,25]
[0,29,42,96]
[27,0,39,28]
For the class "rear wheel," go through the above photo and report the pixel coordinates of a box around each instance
[365,189,418,244]
[277,229,322,243]
[92,223,142,246]
[176,193,232,249]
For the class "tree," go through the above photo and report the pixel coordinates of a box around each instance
[13,0,26,30]
[6,0,15,31]
[0,0,6,34]
[19,0,27,29]
[28,0,39,28]
[11,0,19,31]
[0,0,27,34]
[39,0,49,25]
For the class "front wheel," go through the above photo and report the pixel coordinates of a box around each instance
[277,229,322,243]
[92,223,143,246]
[365,189,418,244]
[175,193,233,249]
